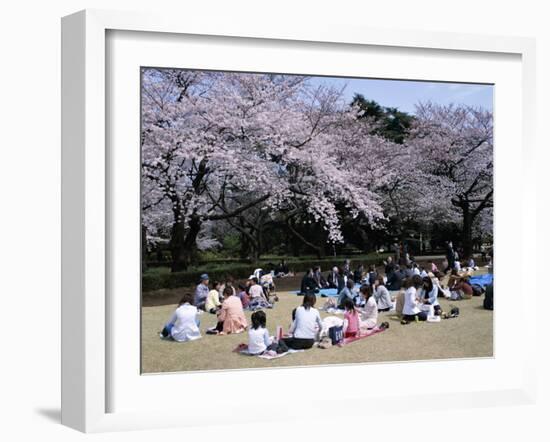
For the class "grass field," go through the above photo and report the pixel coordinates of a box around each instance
[141,272,493,373]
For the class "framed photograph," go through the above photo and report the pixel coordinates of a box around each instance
[61,9,537,432]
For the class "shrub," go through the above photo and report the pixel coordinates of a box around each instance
[142,253,391,292]
[142,263,255,292]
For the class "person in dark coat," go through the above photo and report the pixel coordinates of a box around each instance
[300,268,317,295]
[366,264,378,286]
[386,266,406,291]
[312,266,328,288]
[384,256,396,276]
[445,241,455,273]
[337,269,346,293]
[353,264,364,283]
[483,283,494,310]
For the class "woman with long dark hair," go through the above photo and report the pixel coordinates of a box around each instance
[402,275,427,323]
[419,276,441,315]
[284,293,323,350]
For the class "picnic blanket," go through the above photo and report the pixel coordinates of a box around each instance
[232,343,304,360]
[291,283,362,297]
[469,273,493,288]
[339,327,386,346]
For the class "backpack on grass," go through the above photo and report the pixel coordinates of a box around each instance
[275,339,289,354]
[328,325,344,345]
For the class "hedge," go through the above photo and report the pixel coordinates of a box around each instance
[142,254,390,292]
[145,254,372,268]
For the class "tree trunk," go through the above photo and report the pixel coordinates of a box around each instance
[239,232,250,260]
[249,248,260,266]
[462,209,473,258]
[287,221,324,258]
[253,228,263,264]
[170,216,201,272]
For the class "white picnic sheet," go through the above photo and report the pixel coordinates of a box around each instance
[239,347,304,360]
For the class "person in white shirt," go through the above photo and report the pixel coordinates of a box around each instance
[418,276,442,316]
[431,272,451,299]
[248,278,268,301]
[402,275,428,322]
[247,310,275,355]
[373,276,393,312]
[358,284,378,330]
[284,293,323,350]
[253,268,263,280]
[160,293,202,342]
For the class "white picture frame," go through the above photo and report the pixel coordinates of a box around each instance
[61,9,537,433]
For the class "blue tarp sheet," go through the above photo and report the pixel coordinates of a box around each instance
[291,283,361,297]
[290,275,494,295]
[469,273,493,288]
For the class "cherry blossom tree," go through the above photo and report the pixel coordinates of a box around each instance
[406,103,493,257]
[141,70,386,270]
[142,70,300,270]
[142,70,493,269]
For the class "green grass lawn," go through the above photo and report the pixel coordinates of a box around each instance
[141,272,493,373]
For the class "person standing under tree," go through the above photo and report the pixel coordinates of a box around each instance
[445,241,455,273]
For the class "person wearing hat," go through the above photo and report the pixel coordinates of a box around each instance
[194,273,210,310]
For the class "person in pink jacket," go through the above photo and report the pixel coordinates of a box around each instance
[217,286,248,335]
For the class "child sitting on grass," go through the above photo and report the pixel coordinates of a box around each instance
[205,281,222,314]
[342,298,360,338]
[247,310,276,355]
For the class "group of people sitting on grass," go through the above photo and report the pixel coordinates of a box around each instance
[159,278,390,354]
[194,273,276,314]
[160,251,487,349]
[161,272,279,342]
[301,254,484,324]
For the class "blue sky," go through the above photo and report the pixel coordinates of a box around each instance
[308,76,493,114]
